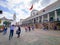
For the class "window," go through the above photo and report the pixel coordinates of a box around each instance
[49,11,55,17]
[36,17,38,20]
[56,9,60,16]
[49,11,55,21]
[39,16,42,23]
[56,9,60,21]
[50,17,54,21]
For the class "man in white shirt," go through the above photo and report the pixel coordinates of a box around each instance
[9,25,15,40]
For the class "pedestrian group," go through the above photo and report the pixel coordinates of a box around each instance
[2,25,35,40]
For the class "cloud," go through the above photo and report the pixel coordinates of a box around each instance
[41,0,57,7]
[13,2,24,8]
[0,5,15,14]
[6,0,21,4]
[0,0,58,22]
[33,0,57,10]
[0,1,16,14]
[16,13,30,22]
[41,0,51,6]
[0,11,13,19]
[0,0,8,2]
[21,9,29,14]
[30,0,41,4]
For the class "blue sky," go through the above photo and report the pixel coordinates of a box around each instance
[0,0,57,22]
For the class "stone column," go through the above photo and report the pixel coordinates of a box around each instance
[32,19,34,24]
[47,13,50,21]
[41,16,44,23]
[47,13,50,30]
[38,17,40,23]
[55,10,57,21]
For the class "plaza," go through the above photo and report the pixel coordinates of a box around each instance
[0,0,60,45]
[0,27,60,45]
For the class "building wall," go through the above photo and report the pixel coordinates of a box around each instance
[22,0,60,21]
[22,0,60,30]
[0,19,13,25]
[0,20,5,25]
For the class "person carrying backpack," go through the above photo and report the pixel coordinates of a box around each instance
[16,26,21,38]
[3,26,7,35]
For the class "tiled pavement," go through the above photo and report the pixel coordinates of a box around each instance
[0,27,60,45]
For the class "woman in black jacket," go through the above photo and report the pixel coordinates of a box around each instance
[16,26,21,38]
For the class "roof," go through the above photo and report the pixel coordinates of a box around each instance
[0,17,13,21]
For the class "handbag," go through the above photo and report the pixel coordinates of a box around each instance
[16,30,19,34]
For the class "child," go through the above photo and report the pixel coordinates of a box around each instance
[3,26,7,35]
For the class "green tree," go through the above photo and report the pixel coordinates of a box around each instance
[3,21,11,26]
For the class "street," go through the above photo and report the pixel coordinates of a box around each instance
[0,27,60,45]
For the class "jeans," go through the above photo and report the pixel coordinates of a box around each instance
[9,30,14,37]
[3,30,7,35]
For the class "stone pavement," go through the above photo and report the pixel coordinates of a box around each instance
[0,27,60,45]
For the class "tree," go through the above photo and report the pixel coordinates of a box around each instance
[3,21,11,26]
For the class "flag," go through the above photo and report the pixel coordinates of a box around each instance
[29,4,33,10]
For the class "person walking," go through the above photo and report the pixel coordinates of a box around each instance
[28,26,31,32]
[31,25,34,31]
[25,26,28,32]
[3,26,7,35]
[16,26,21,38]
[9,25,15,40]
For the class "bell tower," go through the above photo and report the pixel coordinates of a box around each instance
[13,14,16,21]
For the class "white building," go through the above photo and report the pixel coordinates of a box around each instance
[11,14,16,25]
[0,17,13,25]
[20,19,25,25]
[22,0,60,30]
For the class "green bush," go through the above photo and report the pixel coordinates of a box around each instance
[3,21,11,26]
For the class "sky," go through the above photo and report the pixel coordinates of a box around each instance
[0,0,57,22]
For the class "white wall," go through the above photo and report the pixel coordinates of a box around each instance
[0,20,5,25]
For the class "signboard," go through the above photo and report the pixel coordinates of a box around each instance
[0,10,2,14]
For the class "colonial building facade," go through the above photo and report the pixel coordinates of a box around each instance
[0,17,13,25]
[22,0,60,30]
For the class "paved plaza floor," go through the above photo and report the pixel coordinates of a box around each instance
[0,27,60,45]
